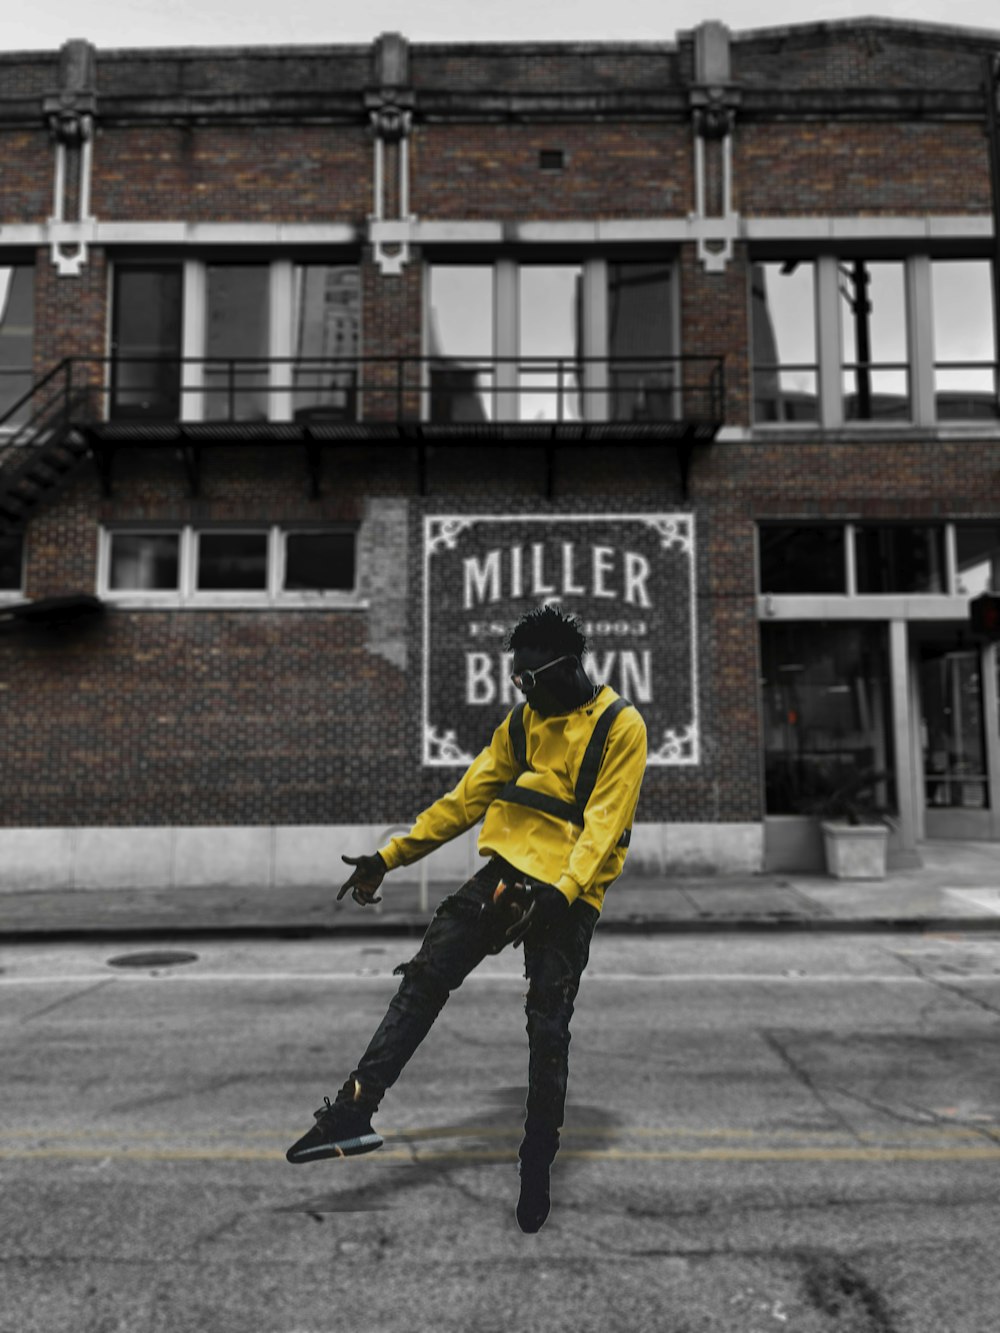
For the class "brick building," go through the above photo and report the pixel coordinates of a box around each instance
[1,18,999,892]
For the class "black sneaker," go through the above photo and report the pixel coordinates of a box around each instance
[515,1158,551,1233]
[286,1086,383,1164]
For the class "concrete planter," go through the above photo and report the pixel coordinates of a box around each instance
[821,821,889,880]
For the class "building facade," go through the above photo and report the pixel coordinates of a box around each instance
[1,19,999,891]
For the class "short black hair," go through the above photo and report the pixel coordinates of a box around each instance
[506,604,586,658]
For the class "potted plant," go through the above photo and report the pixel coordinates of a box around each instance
[812,769,896,880]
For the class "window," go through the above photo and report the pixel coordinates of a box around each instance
[204,265,271,422]
[0,266,35,426]
[609,262,676,421]
[839,261,908,422]
[758,521,1000,598]
[752,253,999,428]
[101,525,359,607]
[751,262,818,423]
[758,525,845,594]
[196,532,269,592]
[761,621,895,816]
[108,532,180,592]
[955,526,1000,596]
[427,265,495,423]
[109,260,360,426]
[931,259,999,422]
[111,265,183,421]
[283,531,355,593]
[0,531,24,593]
[854,526,945,594]
[519,264,583,421]
[292,265,360,422]
[427,258,678,425]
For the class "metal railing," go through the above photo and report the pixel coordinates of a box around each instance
[0,355,726,440]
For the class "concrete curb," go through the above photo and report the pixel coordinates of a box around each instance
[4,915,1000,944]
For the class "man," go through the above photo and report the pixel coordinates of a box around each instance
[286,604,647,1233]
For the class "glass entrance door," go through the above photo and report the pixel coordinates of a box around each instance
[917,632,992,837]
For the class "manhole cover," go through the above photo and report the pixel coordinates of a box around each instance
[106,950,199,969]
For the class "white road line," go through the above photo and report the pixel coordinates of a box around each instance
[2,971,1000,985]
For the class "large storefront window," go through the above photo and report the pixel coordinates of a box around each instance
[955,525,1000,596]
[855,525,945,594]
[761,622,895,815]
[758,525,846,594]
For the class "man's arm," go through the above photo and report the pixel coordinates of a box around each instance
[552,708,647,904]
[376,716,518,871]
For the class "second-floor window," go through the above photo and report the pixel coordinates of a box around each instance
[0,265,35,426]
[426,258,677,424]
[110,260,360,424]
[752,255,998,428]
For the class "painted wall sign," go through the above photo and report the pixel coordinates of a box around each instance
[422,513,699,766]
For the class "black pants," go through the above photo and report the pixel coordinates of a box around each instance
[348,856,599,1165]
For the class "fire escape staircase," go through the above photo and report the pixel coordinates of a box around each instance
[0,363,94,532]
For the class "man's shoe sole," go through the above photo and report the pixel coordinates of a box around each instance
[286,1132,383,1164]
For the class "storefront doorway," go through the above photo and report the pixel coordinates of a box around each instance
[912,626,1000,839]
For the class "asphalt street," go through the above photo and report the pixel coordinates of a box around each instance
[3,931,1000,1333]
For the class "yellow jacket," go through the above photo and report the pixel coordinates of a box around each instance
[378,686,647,912]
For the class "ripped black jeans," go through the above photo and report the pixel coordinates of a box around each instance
[347,855,599,1165]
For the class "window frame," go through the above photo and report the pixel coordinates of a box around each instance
[98,523,364,609]
[423,251,680,425]
[108,256,361,426]
[750,249,999,432]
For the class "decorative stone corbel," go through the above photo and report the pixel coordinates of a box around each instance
[687,23,741,273]
[366,33,416,275]
[43,40,98,276]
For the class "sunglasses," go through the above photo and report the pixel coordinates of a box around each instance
[510,654,576,693]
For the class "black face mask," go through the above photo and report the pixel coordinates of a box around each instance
[514,653,597,718]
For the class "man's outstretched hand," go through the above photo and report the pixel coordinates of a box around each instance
[338,852,387,906]
[505,881,570,947]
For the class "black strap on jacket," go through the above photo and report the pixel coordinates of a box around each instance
[499,696,633,848]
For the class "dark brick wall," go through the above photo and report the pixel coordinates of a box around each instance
[411,124,691,219]
[92,126,370,222]
[0,131,52,224]
[731,23,988,91]
[737,123,992,216]
[409,44,679,93]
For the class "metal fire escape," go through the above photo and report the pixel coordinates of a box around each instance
[0,354,726,530]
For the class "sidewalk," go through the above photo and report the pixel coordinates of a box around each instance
[2,841,1000,941]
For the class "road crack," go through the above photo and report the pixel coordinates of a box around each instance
[19,978,115,1024]
[758,1031,864,1144]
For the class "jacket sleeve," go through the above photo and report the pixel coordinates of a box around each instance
[377,714,518,870]
[554,708,647,904]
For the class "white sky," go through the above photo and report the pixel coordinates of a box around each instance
[2,0,999,51]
